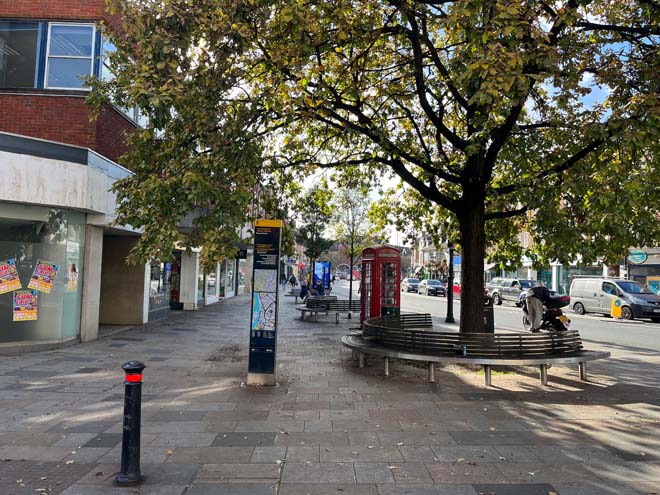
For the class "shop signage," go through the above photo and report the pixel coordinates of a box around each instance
[0,259,22,295]
[13,290,38,321]
[248,219,283,386]
[28,260,60,293]
[628,250,648,264]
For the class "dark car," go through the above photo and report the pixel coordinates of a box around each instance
[419,279,446,296]
[401,278,420,293]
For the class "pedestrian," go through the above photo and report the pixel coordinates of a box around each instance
[299,282,308,302]
[525,284,551,332]
[280,273,287,291]
[289,274,297,288]
[316,279,325,296]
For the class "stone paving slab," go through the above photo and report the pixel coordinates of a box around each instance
[0,293,659,494]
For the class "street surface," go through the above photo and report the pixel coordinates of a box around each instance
[332,280,660,352]
[0,290,658,494]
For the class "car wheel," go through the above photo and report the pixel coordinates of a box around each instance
[493,293,502,305]
[620,306,634,320]
[651,317,660,323]
[573,302,585,315]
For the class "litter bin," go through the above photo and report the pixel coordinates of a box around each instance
[484,295,495,333]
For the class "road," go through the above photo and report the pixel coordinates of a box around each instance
[331,279,660,352]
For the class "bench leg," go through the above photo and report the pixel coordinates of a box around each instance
[301,310,305,320]
[579,362,588,381]
[335,313,339,324]
[428,362,436,382]
[352,350,357,362]
[384,357,389,376]
[539,364,548,386]
[315,312,318,322]
[358,353,365,369]
[484,365,492,387]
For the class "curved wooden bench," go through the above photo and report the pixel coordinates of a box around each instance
[342,313,610,386]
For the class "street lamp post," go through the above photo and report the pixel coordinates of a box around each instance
[445,243,455,323]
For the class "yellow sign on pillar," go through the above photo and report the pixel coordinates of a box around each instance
[610,297,623,318]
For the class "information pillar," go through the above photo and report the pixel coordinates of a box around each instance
[247,219,283,386]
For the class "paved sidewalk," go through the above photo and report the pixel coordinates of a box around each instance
[1,292,659,495]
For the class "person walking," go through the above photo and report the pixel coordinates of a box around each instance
[288,274,297,288]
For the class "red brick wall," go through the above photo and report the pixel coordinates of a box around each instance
[0,0,123,31]
[0,93,134,163]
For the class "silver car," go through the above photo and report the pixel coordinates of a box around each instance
[401,278,420,293]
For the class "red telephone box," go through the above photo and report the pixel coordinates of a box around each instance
[360,246,401,326]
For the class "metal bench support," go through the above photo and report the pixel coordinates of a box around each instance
[428,362,435,382]
[579,361,587,381]
[384,357,390,376]
[539,364,548,386]
[484,365,492,387]
[358,352,365,368]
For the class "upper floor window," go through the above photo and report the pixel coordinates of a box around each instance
[46,24,95,89]
[0,21,40,89]
[0,20,97,91]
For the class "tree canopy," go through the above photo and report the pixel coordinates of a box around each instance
[93,0,660,332]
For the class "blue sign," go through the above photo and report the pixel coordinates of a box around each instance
[628,250,648,264]
[313,261,331,289]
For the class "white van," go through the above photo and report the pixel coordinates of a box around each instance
[569,278,660,321]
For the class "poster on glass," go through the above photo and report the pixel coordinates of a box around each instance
[0,259,22,295]
[28,260,60,294]
[13,290,38,322]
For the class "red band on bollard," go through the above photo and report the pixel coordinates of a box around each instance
[125,373,142,383]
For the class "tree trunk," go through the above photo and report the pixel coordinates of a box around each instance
[458,201,486,333]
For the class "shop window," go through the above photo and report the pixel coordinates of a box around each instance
[46,24,95,89]
[0,206,85,343]
[206,268,217,296]
[0,21,40,88]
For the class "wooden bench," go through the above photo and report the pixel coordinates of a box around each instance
[296,298,360,323]
[341,313,610,386]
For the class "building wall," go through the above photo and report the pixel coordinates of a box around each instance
[99,236,148,325]
[0,96,133,162]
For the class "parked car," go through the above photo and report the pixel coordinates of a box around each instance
[486,277,539,305]
[569,278,660,321]
[401,278,421,293]
[419,279,446,296]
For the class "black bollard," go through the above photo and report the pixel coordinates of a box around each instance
[116,360,146,486]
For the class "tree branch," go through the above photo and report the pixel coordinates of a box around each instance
[485,205,529,220]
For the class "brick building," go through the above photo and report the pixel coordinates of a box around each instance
[0,1,245,353]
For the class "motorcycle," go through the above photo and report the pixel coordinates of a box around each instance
[522,294,571,332]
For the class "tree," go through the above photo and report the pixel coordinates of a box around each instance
[331,188,374,315]
[94,0,660,332]
[294,186,335,281]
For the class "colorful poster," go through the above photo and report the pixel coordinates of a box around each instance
[0,259,22,295]
[13,290,38,322]
[28,260,60,294]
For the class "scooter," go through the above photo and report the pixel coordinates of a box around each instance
[522,294,571,332]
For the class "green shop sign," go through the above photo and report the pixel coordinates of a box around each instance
[628,250,648,264]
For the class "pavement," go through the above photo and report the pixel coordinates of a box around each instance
[1,291,659,495]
